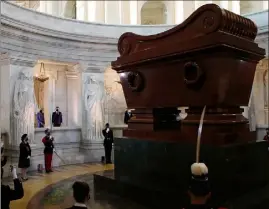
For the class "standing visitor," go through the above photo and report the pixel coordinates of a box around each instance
[102,123,113,164]
[66,181,90,209]
[18,134,31,181]
[124,109,132,124]
[42,129,54,173]
[1,163,24,209]
[37,109,45,127]
[52,106,63,127]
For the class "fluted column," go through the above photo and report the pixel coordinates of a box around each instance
[87,1,97,22]
[76,1,87,21]
[65,66,81,127]
[130,1,138,24]
[231,1,240,14]
[175,1,184,24]
[263,1,269,10]
[95,1,105,23]
[43,70,57,128]
[105,1,121,24]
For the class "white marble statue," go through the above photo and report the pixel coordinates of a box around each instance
[13,69,36,145]
[84,74,105,140]
[248,91,256,132]
[104,68,127,125]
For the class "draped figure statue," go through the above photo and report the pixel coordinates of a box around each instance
[13,70,37,145]
[84,74,105,140]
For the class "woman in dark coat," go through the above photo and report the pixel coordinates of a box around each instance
[18,134,31,181]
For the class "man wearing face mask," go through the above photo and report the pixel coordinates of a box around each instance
[52,106,63,127]
[102,123,114,164]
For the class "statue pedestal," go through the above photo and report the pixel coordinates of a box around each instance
[94,138,269,209]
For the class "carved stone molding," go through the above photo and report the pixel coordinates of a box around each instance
[10,57,36,67]
[65,70,79,79]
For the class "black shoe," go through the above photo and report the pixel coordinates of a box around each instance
[46,170,50,173]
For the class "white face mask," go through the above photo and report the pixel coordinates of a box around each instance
[106,128,109,133]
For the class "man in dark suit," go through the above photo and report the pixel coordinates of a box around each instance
[102,123,113,164]
[124,109,132,124]
[66,181,90,209]
[1,164,24,209]
[52,106,62,127]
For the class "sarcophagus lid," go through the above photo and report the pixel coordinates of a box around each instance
[112,4,265,108]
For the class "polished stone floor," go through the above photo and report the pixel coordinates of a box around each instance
[2,164,147,209]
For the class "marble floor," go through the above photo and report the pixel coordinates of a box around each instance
[2,163,148,209]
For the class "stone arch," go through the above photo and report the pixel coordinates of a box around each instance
[63,0,76,19]
[104,67,127,125]
[140,1,167,25]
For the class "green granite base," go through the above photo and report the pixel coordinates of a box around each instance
[114,138,269,205]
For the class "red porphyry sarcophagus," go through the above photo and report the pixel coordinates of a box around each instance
[111,4,265,145]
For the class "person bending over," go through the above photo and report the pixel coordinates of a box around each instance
[1,165,24,209]
[66,181,90,209]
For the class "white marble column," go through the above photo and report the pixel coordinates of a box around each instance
[130,1,138,24]
[263,1,269,10]
[76,1,87,21]
[66,66,81,127]
[105,1,121,24]
[175,1,184,24]
[183,1,195,19]
[231,1,240,14]
[43,70,57,128]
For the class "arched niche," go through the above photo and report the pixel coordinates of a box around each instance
[64,0,76,19]
[141,1,167,25]
[104,67,127,125]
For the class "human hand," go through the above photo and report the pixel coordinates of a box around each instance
[27,156,30,159]
[53,148,55,152]
[10,165,18,179]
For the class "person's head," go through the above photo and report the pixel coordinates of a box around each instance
[40,109,43,113]
[45,128,51,136]
[72,181,90,204]
[21,134,28,143]
[188,163,211,205]
[56,106,59,112]
[105,123,109,128]
[266,128,269,135]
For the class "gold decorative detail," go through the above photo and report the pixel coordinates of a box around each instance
[34,63,49,82]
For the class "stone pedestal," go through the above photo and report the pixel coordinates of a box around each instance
[94,138,269,209]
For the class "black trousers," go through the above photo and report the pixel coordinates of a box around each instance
[104,144,112,163]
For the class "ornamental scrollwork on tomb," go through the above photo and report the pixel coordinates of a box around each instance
[83,73,105,140]
[13,69,37,145]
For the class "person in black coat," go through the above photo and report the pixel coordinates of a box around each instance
[18,134,31,181]
[52,106,63,127]
[42,129,54,173]
[124,109,132,124]
[66,181,90,209]
[102,123,113,164]
[1,161,24,209]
